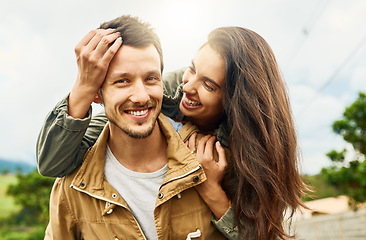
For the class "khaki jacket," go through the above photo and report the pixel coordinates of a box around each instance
[45,114,226,240]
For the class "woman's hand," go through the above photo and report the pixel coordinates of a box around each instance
[69,29,122,118]
[186,133,230,220]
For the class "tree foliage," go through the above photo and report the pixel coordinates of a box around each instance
[6,169,55,226]
[321,92,366,207]
[301,174,340,202]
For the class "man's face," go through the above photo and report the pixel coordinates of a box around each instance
[100,44,163,139]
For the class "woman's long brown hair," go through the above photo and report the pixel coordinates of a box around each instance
[207,27,307,240]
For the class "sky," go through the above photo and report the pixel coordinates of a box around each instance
[0,0,365,175]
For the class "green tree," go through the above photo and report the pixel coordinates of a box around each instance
[321,92,366,207]
[302,173,340,202]
[6,169,55,226]
[1,168,9,175]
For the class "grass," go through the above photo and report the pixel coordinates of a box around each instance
[0,226,45,240]
[0,174,20,219]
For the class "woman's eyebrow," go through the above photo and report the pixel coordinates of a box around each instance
[191,60,221,89]
[203,76,221,89]
[191,60,196,70]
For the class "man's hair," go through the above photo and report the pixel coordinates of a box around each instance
[99,15,164,73]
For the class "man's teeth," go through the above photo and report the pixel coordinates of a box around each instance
[185,98,200,106]
[128,109,148,116]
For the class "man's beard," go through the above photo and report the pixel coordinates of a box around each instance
[109,118,156,139]
[106,100,159,139]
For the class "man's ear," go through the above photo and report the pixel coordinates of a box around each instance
[93,92,103,104]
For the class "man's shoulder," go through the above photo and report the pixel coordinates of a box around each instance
[164,115,184,133]
[158,113,198,142]
[54,171,77,191]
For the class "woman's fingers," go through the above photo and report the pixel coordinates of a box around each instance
[197,135,217,165]
[94,32,121,59]
[186,132,197,153]
[203,136,217,158]
[100,36,122,64]
[75,29,113,54]
[196,135,211,157]
[190,134,225,171]
[215,141,227,170]
[73,28,123,89]
[75,29,120,62]
[75,30,98,55]
[84,29,115,51]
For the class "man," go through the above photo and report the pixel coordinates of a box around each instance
[43,15,227,239]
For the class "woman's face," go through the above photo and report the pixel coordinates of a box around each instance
[179,44,226,130]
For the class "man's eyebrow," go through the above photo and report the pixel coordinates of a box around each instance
[191,60,221,89]
[109,72,131,79]
[145,70,161,76]
[109,70,161,79]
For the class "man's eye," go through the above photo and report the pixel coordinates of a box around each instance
[114,79,128,84]
[146,76,159,82]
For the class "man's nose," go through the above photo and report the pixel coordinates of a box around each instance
[129,80,150,104]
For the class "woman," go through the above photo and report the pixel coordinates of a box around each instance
[174,27,306,239]
[37,26,306,239]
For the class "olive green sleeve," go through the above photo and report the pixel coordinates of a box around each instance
[161,67,186,118]
[36,95,107,177]
[212,206,241,240]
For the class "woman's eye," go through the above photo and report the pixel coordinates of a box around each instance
[203,81,214,92]
[189,66,196,73]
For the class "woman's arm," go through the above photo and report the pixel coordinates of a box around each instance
[186,133,240,239]
[212,206,240,240]
[161,67,186,118]
[37,29,121,177]
[190,134,230,219]
[36,95,107,177]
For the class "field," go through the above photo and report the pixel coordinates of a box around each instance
[0,174,20,219]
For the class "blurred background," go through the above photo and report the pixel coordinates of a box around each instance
[1,0,366,239]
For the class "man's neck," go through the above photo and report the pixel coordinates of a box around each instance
[107,122,167,173]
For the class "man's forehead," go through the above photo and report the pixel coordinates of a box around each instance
[116,44,159,60]
[107,44,161,78]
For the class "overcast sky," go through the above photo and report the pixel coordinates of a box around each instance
[1,0,365,175]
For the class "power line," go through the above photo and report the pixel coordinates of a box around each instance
[298,32,366,117]
[285,0,331,69]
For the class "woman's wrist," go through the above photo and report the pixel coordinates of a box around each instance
[68,83,97,119]
[196,183,230,219]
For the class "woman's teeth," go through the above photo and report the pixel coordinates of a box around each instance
[127,109,148,116]
[185,98,200,106]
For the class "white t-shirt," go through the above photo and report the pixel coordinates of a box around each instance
[104,145,167,240]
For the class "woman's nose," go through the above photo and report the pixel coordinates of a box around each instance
[182,76,197,95]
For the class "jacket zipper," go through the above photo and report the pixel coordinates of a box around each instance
[159,165,201,190]
[70,184,147,240]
